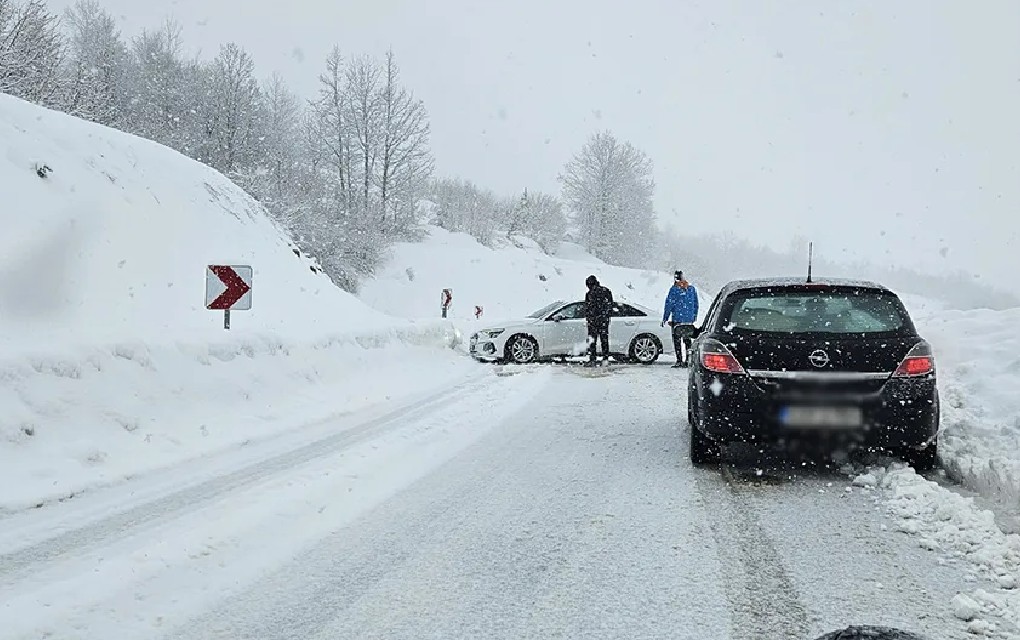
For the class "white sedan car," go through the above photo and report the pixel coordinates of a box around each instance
[469,299,674,365]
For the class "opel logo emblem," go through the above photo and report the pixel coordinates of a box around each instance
[809,349,830,368]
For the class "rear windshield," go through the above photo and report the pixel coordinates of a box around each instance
[719,288,911,335]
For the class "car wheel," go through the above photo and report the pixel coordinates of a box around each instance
[506,335,539,364]
[901,439,938,472]
[629,334,661,365]
[689,413,721,465]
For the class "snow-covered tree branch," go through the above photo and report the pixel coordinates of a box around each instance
[0,0,65,106]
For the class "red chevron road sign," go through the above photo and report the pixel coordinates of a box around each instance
[205,265,252,311]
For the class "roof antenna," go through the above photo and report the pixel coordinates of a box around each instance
[806,242,814,283]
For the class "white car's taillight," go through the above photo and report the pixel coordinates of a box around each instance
[701,339,746,375]
[893,341,935,378]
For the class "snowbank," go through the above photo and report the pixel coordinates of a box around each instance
[360,226,708,332]
[857,465,1020,636]
[916,308,1020,507]
[0,95,468,511]
[0,327,470,512]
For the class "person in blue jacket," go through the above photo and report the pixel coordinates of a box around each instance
[661,270,699,368]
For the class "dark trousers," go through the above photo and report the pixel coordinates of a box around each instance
[672,323,694,364]
[588,321,609,361]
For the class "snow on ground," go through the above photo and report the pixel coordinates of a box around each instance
[359,225,709,337]
[857,464,1020,638]
[0,368,551,640]
[857,295,1020,637]
[0,95,466,512]
[5,363,995,640]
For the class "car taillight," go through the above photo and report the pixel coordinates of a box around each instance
[893,341,935,378]
[701,339,746,375]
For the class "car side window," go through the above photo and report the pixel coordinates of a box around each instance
[552,302,585,320]
[703,291,726,332]
[614,303,646,317]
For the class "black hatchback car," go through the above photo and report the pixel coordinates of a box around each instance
[687,278,939,470]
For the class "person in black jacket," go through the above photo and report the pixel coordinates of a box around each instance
[584,275,614,366]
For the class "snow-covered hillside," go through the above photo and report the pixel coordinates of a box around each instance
[0,95,469,512]
[359,226,707,330]
[0,94,386,352]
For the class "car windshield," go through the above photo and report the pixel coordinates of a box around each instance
[528,301,564,318]
[722,289,909,335]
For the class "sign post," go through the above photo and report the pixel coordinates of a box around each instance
[206,265,253,330]
[441,288,452,318]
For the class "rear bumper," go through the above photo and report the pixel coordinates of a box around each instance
[694,373,939,449]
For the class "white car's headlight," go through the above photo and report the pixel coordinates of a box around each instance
[482,329,505,338]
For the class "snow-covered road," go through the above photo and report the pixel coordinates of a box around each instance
[1,363,1014,640]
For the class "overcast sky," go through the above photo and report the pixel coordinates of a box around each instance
[51,0,1020,292]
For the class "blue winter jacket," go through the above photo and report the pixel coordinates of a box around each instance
[663,284,699,324]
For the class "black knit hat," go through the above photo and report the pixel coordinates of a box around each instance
[586,275,599,288]
[674,270,684,281]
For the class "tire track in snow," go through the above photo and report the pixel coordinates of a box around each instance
[0,374,496,582]
[697,464,811,640]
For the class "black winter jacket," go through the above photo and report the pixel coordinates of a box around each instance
[585,285,614,326]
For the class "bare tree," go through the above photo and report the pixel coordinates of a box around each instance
[302,46,436,288]
[314,46,353,213]
[258,73,303,212]
[197,42,263,173]
[523,191,568,253]
[122,19,199,152]
[0,0,65,106]
[503,188,568,252]
[428,177,501,245]
[343,55,383,218]
[377,49,432,235]
[560,131,656,266]
[305,48,386,289]
[61,0,126,125]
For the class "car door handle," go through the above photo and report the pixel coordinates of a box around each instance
[624,321,636,326]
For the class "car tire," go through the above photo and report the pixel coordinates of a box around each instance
[901,439,938,472]
[689,412,721,466]
[505,335,539,364]
[629,334,661,365]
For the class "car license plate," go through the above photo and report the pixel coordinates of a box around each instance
[779,405,863,428]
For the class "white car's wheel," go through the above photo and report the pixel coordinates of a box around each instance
[630,334,661,365]
[506,335,539,364]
